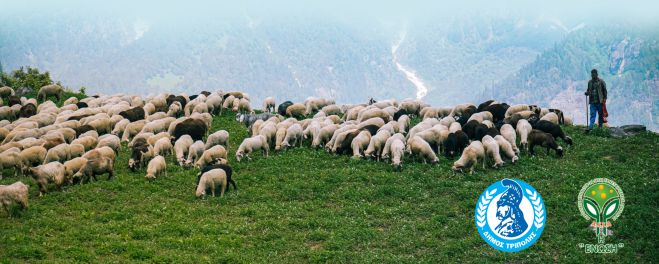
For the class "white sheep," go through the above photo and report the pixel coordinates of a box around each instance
[351,130,372,158]
[494,135,518,163]
[452,141,485,174]
[19,146,47,172]
[174,135,193,166]
[312,124,339,149]
[146,155,167,180]
[0,181,29,216]
[516,119,533,152]
[540,112,559,125]
[381,133,406,160]
[28,161,66,196]
[389,138,405,168]
[236,135,269,161]
[482,135,504,168]
[195,169,227,198]
[364,130,391,160]
[71,136,97,151]
[0,148,23,178]
[263,97,276,113]
[205,130,229,150]
[185,141,206,167]
[64,157,87,184]
[97,134,121,153]
[500,124,519,154]
[121,120,146,142]
[449,122,462,133]
[153,137,173,157]
[282,124,303,149]
[44,143,70,164]
[68,143,85,159]
[407,136,439,164]
[195,145,228,168]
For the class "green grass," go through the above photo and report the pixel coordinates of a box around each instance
[1,111,658,263]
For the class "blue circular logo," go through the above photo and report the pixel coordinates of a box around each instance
[475,178,546,252]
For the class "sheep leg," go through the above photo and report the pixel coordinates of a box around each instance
[220,183,226,198]
[211,187,216,197]
[230,179,237,191]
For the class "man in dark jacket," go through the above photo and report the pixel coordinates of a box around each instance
[585,69,607,130]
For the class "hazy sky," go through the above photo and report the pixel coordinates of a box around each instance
[3,0,658,25]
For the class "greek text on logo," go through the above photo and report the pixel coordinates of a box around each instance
[475,178,545,252]
[577,178,625,253]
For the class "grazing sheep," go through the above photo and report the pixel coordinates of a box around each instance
[330,129,361,154]
[415,127,448,154]
[482,135,504,168]
[540,112,559,125]
[389,138,405,169]
[64,157,87,184]
[321,104,342,116]
[528,129,564,157]
[312,124,339,148]
[564,116,573,125]
[505,104,533,118]
[263,97,276,113]
[121,120,146,142]
[88,118,112,135]
[358,108,391,123]
[282,124,303,149]
[195,145,228,169]
[351,130,372,158]
[500,124,519,154]
[284,103,305,118]
[364,130,391,160]
[196,164,236,191]
[0,182,29,216]
[153,137,173,156]
[236,135,270,161]
[167,101,183,117]
[0,148,23,178]
[185,141,206,167]
[494,135,519,163]
[146,155,167,180]
[73,157,114,183]
[44,143,70,164]
[452,141,485,174]
[449,122,462,133]
[516,119,533,152]
[97,135,121,153]
[381,133,406,160]
[119,106,146,122]
[443,131,469,157]
[82,146,117,163]
[407,136,439,164]
[19,146,47,172]
[37,84,63,102]
[70,136,97,151]
[174,135,193,166]
[147,132,170,147]
[533,120,573,146]
[0,86,15,98]
[205,130,229,150]
[28,162,66,195]
[195,169,228,198]
[172,118,207,141]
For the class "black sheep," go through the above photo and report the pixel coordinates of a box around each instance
[455,130,470,155]
[173,118,208,141]
[129,138,150,171]
[474,123,489,141]
[196,164,237,192]
[477,100,495,112]
[528,129,563,157]
[119,107,146,122]
[444,131,469,157]
[456,106,477,125]
[533,120,573,145]
[277,101,293,116]
[484,103,509,123]
[76,102,88,109]
[18,103,37,118]
[462,120,480,140]
[393,109,411,121]
[485,127,500,138]
[8,96,21,106]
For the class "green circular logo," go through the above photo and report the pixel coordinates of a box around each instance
[578,178,625,226]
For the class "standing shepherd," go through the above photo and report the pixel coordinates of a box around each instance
[584,69,607,131]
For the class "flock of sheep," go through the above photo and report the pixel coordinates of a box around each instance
[0,83,575,217]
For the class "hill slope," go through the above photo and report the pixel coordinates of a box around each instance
[1,111,657,262]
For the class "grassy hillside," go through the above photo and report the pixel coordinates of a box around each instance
[1,110,657,263]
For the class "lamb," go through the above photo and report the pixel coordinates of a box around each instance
[63,157,87,184]
[364,130,391,160]
[0,148,23,178]
[452,141,485,174]
[533,120,573,146]
[528,129,564,157]
[0,182,29,216]
[516,119,533,152]
[145,155,167,180]
[153,137,173,156]
[185,140,206,167]
[482,135,504,168]
[28,162,66,196]
[282,124,303,149]
[500,124,519,154]
[195,169,228,198]
[236,135,269,161]
[381,133,406,160]
[195,145,228,169]
[44,143,70,164]
[407,136,438,164]
[494,135,519,163]
[73,157,114,183]
[350,130,372,158]
[205,130,229,150]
